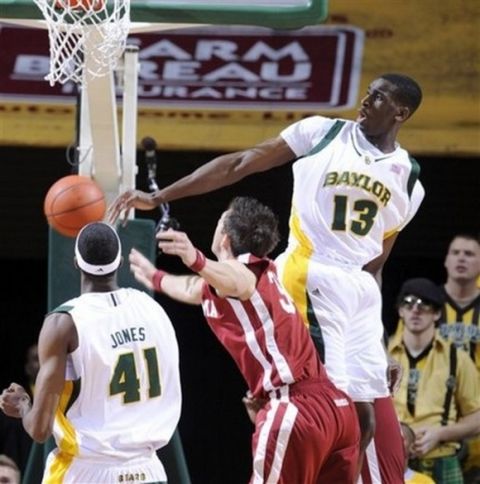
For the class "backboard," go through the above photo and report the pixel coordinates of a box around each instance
[0,0,328,29]
[0,0,329,199]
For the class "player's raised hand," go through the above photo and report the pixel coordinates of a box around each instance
[157,230,197,267]
[129,248,157,290]
[107,189,158,225]
[0,383,31,419]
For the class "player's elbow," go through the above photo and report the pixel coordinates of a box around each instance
[24,414,53,443]
[34,430,52,443]
[29,424,53,443]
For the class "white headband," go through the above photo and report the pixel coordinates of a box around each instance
[74,223,122,276]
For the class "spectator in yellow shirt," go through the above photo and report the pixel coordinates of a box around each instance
[439,233,480,372]
[440,234,480,482]
[392,233,480,370]
[389,278,480,483]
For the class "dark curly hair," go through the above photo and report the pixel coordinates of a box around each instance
[223,197,280,258]
[77,222,120,268]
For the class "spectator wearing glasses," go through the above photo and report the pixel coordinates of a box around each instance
[389,278,480,484]
[392,234,480,370]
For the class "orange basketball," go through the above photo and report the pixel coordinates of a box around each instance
[44,175,106,238]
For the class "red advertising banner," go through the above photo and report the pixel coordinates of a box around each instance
[1,0,478,155]
[0,25,364,110]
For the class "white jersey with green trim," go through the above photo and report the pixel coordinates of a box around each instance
[52,288,181,465]
[280,115,424,267]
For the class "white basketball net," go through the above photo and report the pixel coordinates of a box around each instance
[33,0,131,86]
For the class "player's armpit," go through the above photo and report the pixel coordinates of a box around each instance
[156,137,295,205]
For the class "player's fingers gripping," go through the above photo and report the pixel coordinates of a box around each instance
[0,384,26,417]
[170,232,196,262]
[157,230,183,255]
[8,383,24,394]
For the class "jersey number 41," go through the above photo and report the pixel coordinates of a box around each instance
[109,347,161,404]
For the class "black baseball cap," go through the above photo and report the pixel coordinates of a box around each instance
[397,278,444,308]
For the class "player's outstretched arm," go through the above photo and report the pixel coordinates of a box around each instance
[129,247,204,305]
[155,137,295,205]
[194,258,256,300]
[108,136,295,223]
[157,230,256,300]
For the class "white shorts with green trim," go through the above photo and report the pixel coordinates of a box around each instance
[43,450,167,484]
[277,252,389,401]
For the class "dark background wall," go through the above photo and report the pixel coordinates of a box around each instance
[0,146,479,483]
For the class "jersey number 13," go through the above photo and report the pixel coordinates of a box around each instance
[331,195,378,236]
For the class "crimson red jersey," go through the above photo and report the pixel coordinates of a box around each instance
[201,254,325,398]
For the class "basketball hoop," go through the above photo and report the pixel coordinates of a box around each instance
[33,0,131,86]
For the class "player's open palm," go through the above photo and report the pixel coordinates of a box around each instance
[129,248,156,290]
[107,189,157,224]
[157,230,197,267]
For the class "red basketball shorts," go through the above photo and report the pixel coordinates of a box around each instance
[250,378,360,484]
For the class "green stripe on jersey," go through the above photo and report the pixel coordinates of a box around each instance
[307,120,346,156]
[407,156,421,198]
[49,304,74,315]
[65,378,81,415]
[306,292,325,363]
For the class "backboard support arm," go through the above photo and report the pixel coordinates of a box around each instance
[121,45,140,219]
[78,37,140,209]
